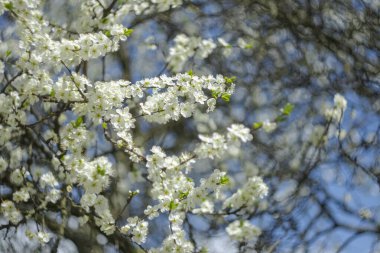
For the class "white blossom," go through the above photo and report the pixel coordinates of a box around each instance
[324,93,348,121]
[0,200,23,224]
[227,124,253,142]
[121,216,149,244]
[226,220,261,242]
[37,231,51,244]
[223,177,268,210]
[168,34,216,72]
[262,120,277,133]
[0,2,270,252]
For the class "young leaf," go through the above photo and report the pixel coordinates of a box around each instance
[169,200,178,210]
[219,175,230,185]
[4,2,13,10]
[253,122,263,130]
[282,103,294,116]
[123,28,134,37]
[224,76,236,85]
[73,116,83,128]
[221,93,231,102]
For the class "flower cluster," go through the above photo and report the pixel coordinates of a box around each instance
[262,120,277,133]
[324,93,348,121]
[168,34,216,72]
[149,230,194,253]
[0,1,270,252]
[1,200,23,224]
[76,157,114,194]
[115,0,183,16]
[25,230,51,244]
[12,187,31,203]
[138,73,234,123]
[227,124,254,143]
[120,216,149,244]
[223,177,268,210]
[226,220,261,242]
[145,146,195,213]
[167,35,256,72]
[196,124,253,159]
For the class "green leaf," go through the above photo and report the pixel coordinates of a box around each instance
[178,191,189,200]
[275,115,287,122]
[102,122,108,129]
[245,44,253,49]
[211,90,220,99]
[187,69,193,76]
[5,50,12,58]
[4,2,13,10]
[282,103,294,116]
[253,122,263,130]
[221,93,231,102]
[219,175,230,185]
[130,190,139,197]
[169,200,178,210]
[50,89,55,97]
[73,116,83,128]
[123,28,134,37]
[97,165,106,176]
[104,30,111,37]
[224,76,236,85]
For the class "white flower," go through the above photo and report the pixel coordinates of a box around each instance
[0,200,23,224]
[40,172,59,188]
[144,205,160,220]
[180,102,194,118]
[262,120,277,133]
[10,169,24,186]
[169,212,184,232]
[80,193,97,210]
[196,133,227,159]
[167,34,216,72]
[146,146,167,170]
[226,220,261,242]
[192,200,214,214]
[197,39,216,58]
[151,230,194,253]
[111,108,135,130]
[46,189,61,203]
[121,217,149,244]
[218,38,230,47]
[324,93,348,122]
[13,188,30,203]
[206,98,216,112]
[334,93,347,111]
[237,38,250,49]
[359,208,373,220]
[37,231,51,244]
[94,207,116,235]
[223,177,268,210]
[227,124,253,142]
